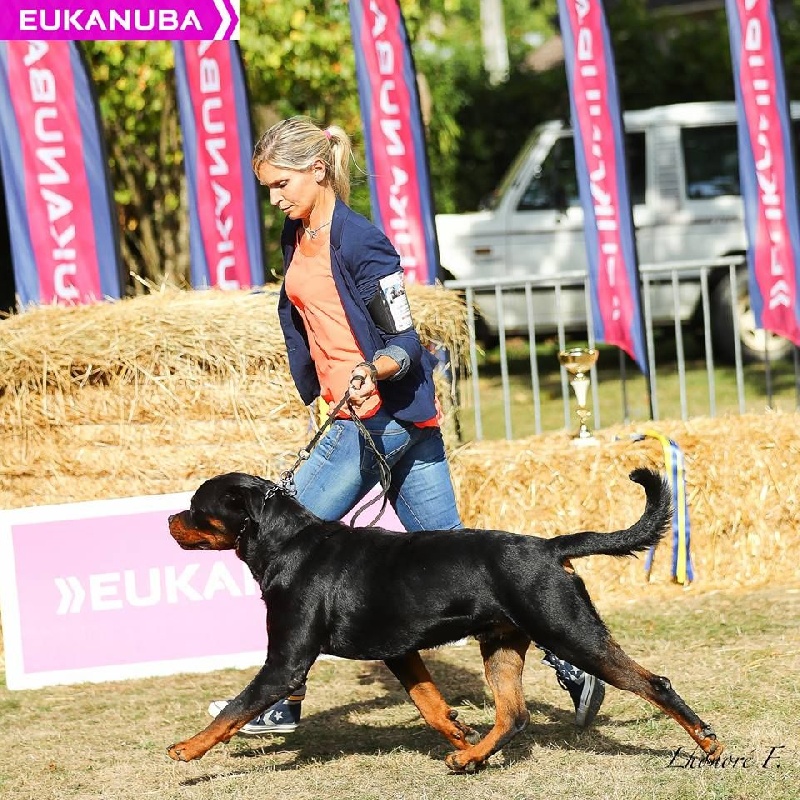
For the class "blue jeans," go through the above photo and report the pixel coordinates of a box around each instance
[293,408,462,532]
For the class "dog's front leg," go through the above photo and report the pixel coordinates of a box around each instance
[167,662,307,762]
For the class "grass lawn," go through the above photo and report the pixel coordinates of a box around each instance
[1,584,797,800]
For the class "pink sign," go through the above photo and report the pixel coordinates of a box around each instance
[0,492,266,690]
[351,0,437,284]
[0,487,403,690]
[181,41,254,289]
[728,0,800,346]
[558,0,647,372]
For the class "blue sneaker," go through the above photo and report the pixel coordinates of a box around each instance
[208,686,305,735]
[542,652,605,728]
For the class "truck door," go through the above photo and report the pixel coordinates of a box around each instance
[505,135,587,328]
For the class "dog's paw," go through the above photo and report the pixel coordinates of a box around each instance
[167,740,205,762]
[167,743,187,762]
[463,727,482,746]
[446,709,481,746]
[445,750,485,774]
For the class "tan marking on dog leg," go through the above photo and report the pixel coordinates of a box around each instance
[167,713,252,762]
[445,634,531,773]
[386,652,479,749]
[595,639,724,759]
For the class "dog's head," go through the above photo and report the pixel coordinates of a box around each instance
[168,472,275,552]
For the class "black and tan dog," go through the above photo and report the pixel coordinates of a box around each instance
[166,468,722,771]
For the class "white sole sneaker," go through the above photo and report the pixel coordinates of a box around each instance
[207,696,304,735]
[575,675,605,728]
[207,699,230,718]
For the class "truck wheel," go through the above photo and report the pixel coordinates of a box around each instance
[710,268,792,363]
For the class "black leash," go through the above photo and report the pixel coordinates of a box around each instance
[274,382,392,527]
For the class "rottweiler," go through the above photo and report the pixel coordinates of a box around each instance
[166,468,722,772]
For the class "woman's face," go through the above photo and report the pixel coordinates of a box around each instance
[256,160,325,221]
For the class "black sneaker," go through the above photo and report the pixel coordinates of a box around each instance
[208,687,305,735]
[542,652,605,728]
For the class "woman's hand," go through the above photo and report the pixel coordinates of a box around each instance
[348,361,378,408]
[347,356,399,408]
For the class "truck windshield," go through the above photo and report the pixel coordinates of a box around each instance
[480,127,549,211]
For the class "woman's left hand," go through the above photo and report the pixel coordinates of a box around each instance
[348,361,378,408]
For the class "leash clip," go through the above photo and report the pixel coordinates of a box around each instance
[277,470,297,496]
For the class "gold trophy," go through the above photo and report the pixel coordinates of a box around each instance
[558,347,599,444]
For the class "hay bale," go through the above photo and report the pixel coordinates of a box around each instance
[0,284,468,507]
[449,411,800,602]
[0,284,467,428]
[2,287,798,605]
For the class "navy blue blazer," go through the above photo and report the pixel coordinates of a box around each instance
[277,197,439,423]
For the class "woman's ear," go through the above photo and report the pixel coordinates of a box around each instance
[312,159,326,183]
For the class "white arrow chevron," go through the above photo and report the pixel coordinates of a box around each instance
[212,0,231,40]
[768,279,792,310]
[55,576,86,614]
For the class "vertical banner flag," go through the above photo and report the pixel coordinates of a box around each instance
[0,41,123,306]
[555,0,648,374]
[348,0,438,284]
[174,41,264,289]
[724,0,800,346]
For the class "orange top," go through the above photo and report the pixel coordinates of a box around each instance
[284,229,381,418]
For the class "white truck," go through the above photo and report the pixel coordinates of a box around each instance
[435,101,800,362]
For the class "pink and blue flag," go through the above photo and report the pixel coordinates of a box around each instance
[348,0,439,284]
[173,41,264,289]
[0,41,123,306]
[724,0,800,347]
[556,0,648,374]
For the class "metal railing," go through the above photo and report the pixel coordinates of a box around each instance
[444,259,800,440]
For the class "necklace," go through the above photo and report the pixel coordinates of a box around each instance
[303,219,331,240]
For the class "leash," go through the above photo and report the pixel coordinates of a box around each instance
[272,379,392,527]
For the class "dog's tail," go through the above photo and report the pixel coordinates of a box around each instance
[546,468,672,563]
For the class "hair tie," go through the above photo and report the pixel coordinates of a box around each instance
[323,128,332,140]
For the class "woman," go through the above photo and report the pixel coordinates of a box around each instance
[208,116,603,734]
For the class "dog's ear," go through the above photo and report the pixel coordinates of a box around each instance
[218,474,265,521]
[222,475,263,518]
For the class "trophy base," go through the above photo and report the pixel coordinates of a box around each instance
[571,432,599,446]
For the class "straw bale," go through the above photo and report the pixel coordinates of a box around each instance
[0,283,467,430]
[448,410,800,603]
[0,283,467,506]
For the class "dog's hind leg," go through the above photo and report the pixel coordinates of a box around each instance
[384,651,481,750]
[444,633,531,774]
[586,638,723,759]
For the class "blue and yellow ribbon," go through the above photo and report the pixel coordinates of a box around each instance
[632,430,694,585]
